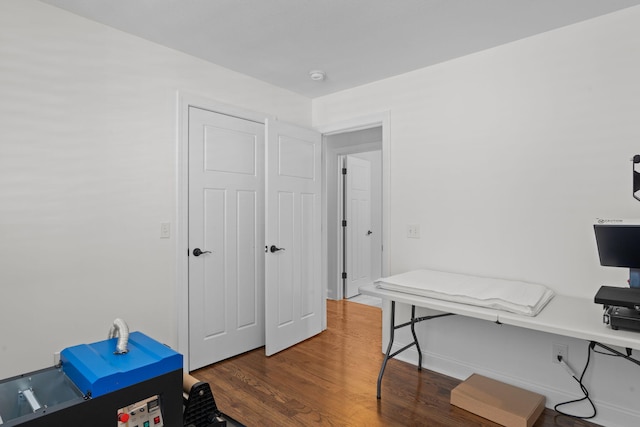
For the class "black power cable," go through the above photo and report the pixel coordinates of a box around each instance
[553,343,596,419]
[555,341,640,420]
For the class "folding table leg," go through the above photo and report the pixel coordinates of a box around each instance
[376,301,453,398]
[411,305,423,371]
[377,301,397,399]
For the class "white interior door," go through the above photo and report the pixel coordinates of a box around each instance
[188,107,265,370]
[345,155,372,298]
[265,119,323,356]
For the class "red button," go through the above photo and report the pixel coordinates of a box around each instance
[118,412,130,423]
[154,416,161,424]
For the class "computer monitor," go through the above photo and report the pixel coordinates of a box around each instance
[594,220,640,288]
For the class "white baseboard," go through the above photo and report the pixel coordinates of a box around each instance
[385,342,640,427]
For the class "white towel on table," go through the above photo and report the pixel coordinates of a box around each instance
[376,269,554,316]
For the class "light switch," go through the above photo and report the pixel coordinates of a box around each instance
[160,222,171,239]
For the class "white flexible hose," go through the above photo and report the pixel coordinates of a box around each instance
[108,318,130,354]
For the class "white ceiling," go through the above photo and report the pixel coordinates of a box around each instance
[39,0,640,98]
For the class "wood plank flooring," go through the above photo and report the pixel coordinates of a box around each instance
[192,300,600,427]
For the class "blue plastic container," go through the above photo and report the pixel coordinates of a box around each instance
[60,331,182,398]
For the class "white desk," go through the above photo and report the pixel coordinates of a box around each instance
[360,283,640,398]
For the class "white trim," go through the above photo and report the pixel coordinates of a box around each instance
[320,140,328,327]
[319,111,391,294]
[381,115,391,278]
[337,155,345,300]
[176,91,274,371]
[390,342,633,427]
[390,336,640,427]
[316,112,389,136]
[176,92,189,369]
[178,91,268,124]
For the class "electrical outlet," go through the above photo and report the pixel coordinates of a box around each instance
[552,343,568,363]
[407,224,420,239]
[53,351,60,365]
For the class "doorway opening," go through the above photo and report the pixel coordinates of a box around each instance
[324,126,383,301]
[340,151,382,298]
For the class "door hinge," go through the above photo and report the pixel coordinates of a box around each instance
[342,167,347,175]
[342,220,347,227]
[342,272,347,279]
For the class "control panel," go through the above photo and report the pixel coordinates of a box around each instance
[117,395,164,427]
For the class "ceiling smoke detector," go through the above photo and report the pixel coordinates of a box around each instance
[309,70,326,81]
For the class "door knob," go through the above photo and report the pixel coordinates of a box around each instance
[193,248,212,257]
[270,245,285,253]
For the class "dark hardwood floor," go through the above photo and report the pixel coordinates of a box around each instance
[192,300,600,427]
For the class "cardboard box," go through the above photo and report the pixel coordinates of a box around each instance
[450,374,545,427]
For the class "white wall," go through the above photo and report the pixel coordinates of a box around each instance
[0,0,310,379]
[314,6,640,427]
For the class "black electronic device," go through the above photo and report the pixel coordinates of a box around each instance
[595,286,640,332]
[593,221,640,287]
[593,220,640,332]
[593,219,640,332]
[594,286,640,310]
[603,306,640,331]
